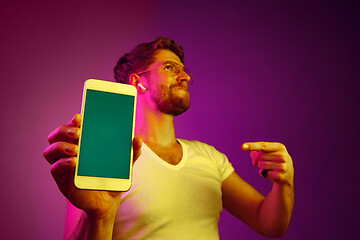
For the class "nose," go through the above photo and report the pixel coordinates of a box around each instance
[177,70,191,83]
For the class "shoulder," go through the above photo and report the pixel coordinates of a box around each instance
[178,138,214,150]
[179,139,234,181]
[178,139,224,159]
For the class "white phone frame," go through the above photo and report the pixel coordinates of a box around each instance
[74,79,137,191]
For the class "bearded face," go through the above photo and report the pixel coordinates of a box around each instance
[149,81,190,116]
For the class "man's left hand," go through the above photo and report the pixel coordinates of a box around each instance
[242,142,294,184]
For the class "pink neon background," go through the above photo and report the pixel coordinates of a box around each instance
[1,0,359,239]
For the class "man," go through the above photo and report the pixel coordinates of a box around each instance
[43,37,294,239]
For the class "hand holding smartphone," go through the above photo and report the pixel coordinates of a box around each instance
[74,79,137,191]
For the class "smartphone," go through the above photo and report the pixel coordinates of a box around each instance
[74,79,137,191]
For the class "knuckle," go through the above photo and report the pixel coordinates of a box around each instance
[50,163,57,176]
[274,173,282,181]
[278,153,286,162]
[260,142,267,151]
[47,129,56,144]
[47,132,52,143]
[48,125,65,143]
[48,124,80,144]
[52,142,68,156]
[61,124,70,134]
[259,161,268,169]
[50,161,63,181]
[278,163,287,172]
[43,147,50,160]
[53,141,64,151]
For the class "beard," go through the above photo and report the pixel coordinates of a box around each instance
[150,83,190,116]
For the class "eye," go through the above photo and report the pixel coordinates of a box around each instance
[164,64,174,71]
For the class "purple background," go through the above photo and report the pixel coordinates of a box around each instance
[1,0,359,239]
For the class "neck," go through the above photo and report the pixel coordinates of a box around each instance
[135,103,177,148]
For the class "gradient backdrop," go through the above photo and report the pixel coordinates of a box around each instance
[1,0,359,239]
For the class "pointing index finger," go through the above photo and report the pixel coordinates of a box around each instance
[242,142,284,152]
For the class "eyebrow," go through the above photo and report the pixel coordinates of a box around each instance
[164,60,184,68]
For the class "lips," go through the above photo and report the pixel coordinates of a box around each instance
[172,84,189,91]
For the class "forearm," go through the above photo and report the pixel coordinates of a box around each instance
[66,211,116,240]
[258,178,294,237]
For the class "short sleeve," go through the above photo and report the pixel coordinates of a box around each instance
[186,140,235,182]
[210,146,234,182]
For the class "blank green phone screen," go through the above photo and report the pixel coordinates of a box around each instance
[78,89,135,179]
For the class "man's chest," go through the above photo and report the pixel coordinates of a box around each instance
[147,143,183,165]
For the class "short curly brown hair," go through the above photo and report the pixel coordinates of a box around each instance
[114,36,185,84]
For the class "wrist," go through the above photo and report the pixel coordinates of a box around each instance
[84,199,120,240]
[272,175,294,199]
[84,210,117,240]
[85,192,122,222]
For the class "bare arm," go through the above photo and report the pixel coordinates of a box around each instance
[257,178,294,236]
[222,142,294,237]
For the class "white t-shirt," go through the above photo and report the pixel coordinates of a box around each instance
[113,139,234,240]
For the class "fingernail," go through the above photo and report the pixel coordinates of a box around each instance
[67,127,77,136]
[243,144,249,150]
[66,157,75,165]
[65,144,76,153]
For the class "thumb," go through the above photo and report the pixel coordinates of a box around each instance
[132,137,142,165]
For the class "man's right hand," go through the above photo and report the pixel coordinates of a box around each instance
[43,114,142,221]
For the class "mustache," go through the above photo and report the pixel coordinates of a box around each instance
[170,82,189,91]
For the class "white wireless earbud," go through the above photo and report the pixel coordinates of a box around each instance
[137,83,147,91]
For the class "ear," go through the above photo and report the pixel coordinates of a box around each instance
[129,73,146,93]
[129,73,140,87]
